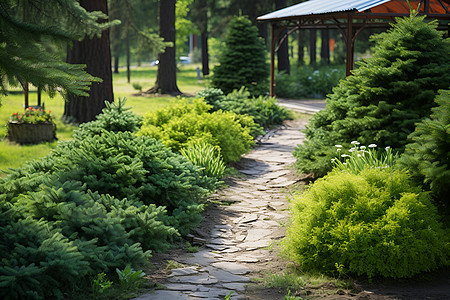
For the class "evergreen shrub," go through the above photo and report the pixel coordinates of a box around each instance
[294,13,450,177]
[211,15,269,96]
[284,168,450,279]
[197,87,292,130]
[399,89,450,210]
[139,98,254,163]
[0,99,217,298]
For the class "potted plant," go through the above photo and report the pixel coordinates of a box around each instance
[7,107,56,144]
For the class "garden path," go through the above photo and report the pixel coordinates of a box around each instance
[134,118,308,300]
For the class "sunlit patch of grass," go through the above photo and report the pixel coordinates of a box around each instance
[0,66,209,173]
[264,266,354,296]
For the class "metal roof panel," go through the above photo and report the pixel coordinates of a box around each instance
[257,0,392,20]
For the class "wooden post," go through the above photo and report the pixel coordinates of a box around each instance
[23,82,29,110]
[345,14,354,76]
[270,23,276,97]
[37,86,42,107]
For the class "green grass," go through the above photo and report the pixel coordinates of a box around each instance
[264,267,353,298]
[0,66,209,175]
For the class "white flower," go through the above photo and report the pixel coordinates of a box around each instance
[335,145,342,148]
[357,154,361,157]
[343,162,347,165]
[341,154,350,158]
[348,148,355,152]
[360,146,366,150]
[351,141,360,145]
[385,146,391,150]
[331,159,336,162]
[368,143,377,148]
[337,148,342,151]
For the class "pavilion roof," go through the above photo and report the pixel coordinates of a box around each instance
[257,0,450,22]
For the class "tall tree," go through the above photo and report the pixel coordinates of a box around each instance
[309,29,317,65]
[0,0,108,105]
[297,30,306,65]
[275,0,290,74]
[320,29,330,64]
[109,0,167,83]
[63,0,114,123]
[147,0,180,95]
[191,0,209,76]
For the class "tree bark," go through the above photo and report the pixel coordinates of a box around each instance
[320,29,330,65]
[147,0,180,95]
[297,30,305,66]
[201,31,209,76]
[309,29,317,66]
[114,56,119,73]
[275,0,290,74]
[199,0,209,76]
[126,30,131,83]
[63,0,113,124]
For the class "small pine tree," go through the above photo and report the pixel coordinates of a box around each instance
[211,15,269,96]
[294,12,450,177]
[399,89,450,211]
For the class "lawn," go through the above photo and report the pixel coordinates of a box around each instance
[0,65,209,175]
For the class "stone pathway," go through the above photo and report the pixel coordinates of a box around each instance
[134,119,307,300]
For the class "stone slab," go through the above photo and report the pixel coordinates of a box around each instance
[211,262,250,275]
[133,290,191,300]
[168,273,218,285]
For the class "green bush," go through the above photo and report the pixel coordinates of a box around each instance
[284,168,450,279]
[139,98,254,163]
[180,142,226,180]
[74,97,142,138]
[197,87,291,130]
[0,99,218,298]
[399,89,450,210]
[274,65,345,99]
[294,13,450,177]
[211,15,269,96]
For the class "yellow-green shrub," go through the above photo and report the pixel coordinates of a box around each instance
[139,98,254,163]
[284,168,450,279]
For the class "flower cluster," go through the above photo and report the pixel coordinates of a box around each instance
[10,107,54,125]
[332,141,397,174]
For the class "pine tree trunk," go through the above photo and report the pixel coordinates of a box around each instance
[126,30,131,83]
[63,0,113,124]
[275,0,290,74]
[298,30,305,66]
[114,56,119,73]
[320,29,330,64]
[201,31,209,76]
[309,29,317,66]
[148,0,180,95]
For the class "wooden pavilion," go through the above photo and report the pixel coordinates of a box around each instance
[257,0,450,96]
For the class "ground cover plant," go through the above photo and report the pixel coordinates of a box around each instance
[283,167,450,279]
[293,12,450,177]
[138,98,255,163]
[0,99,218,299]
[399,89,450,211]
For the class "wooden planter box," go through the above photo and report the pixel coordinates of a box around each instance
[7,122,56,144]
